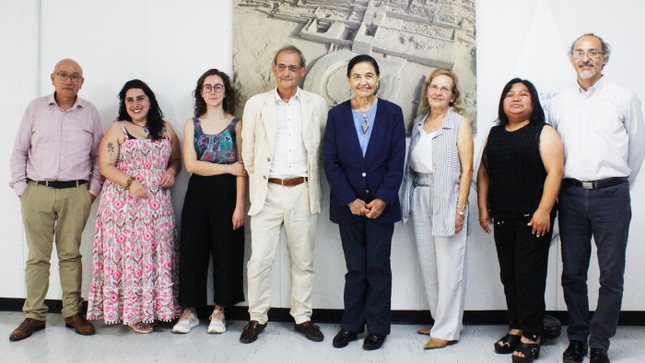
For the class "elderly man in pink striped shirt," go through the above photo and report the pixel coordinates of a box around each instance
[9,59,104,341]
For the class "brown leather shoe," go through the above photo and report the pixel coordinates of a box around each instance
[64,314,95,335]
[9,318,46,341]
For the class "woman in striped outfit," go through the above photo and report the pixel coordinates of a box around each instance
[400,68,474,349]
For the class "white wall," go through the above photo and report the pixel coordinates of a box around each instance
[1,0,644,312]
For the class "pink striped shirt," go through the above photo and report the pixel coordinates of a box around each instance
[10,93,104,196]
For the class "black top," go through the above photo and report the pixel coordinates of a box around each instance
[483,122,548,218]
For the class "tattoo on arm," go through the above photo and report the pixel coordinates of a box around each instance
[107,142,115,159]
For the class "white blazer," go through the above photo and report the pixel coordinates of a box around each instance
[242,88,328,216]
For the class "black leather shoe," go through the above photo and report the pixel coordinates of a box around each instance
[333,329,357,348]
[295,321,324,342]
[239,321,266,344]
[363,333,386,351]
[563,340,588,363]
[590,348,610,363]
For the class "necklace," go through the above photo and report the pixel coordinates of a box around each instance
[131,121,149,134]
[354,98,375,134]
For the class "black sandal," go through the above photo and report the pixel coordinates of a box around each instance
[494,333,521,354]
[511,340,541,363]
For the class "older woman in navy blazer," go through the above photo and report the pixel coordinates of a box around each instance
[323,54,405,351]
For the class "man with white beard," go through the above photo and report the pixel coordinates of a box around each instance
[549,34,645,363]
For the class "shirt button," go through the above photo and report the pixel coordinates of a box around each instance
[434,211,437,215]
[366,190,369,194]
[263,176,267,179]
[267,157,271,162]
[362,173,366,177]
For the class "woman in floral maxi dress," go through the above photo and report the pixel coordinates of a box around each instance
[87,79,182,333]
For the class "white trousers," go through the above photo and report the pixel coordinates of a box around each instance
[411,184,468,341]
[247,182,317,324]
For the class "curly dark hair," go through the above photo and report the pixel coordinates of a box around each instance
[193,69,237,117]
[497,78,545,126]
[117,79,165,140]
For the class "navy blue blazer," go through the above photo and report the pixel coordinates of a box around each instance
[323,99,406,224]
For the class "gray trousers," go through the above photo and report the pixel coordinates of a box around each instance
[410,180,467,341]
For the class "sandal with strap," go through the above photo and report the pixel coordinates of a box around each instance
[512,340,541,363]
[128,322,153,334]
[494,333,522,354]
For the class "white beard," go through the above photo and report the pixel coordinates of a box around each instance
[578,67,596,79]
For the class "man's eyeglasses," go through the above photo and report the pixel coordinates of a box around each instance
[572,50,604,59]
[54,72,82,83]
[202,84,224,93]
[274,64,301,72]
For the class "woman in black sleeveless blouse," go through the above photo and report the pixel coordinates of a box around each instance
[173,69,247,335]
[477,79,564,363]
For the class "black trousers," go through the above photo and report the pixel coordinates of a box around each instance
[493,213,554,340]
[178,174,244,308]
[339,220,394,336]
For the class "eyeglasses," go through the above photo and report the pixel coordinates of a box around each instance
[54,72,82,83]
[572,50,604,58]
[429,85,452,95]
[202,84,224,93]
[274,64,301,72]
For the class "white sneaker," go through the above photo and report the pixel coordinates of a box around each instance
[172,309,199,333]
[207,308,226,334]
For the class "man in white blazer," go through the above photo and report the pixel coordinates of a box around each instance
[240,45,328,344]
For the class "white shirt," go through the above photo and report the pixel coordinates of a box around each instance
[269,88,308,178]
[410,126,437,173]
[548,77,645,187]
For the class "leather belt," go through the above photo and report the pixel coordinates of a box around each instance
[31,179,88,189]
[563,177,627,190]
[268,177,307,187]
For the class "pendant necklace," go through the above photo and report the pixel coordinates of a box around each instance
[132,121,149,134]
[357,99,374,134]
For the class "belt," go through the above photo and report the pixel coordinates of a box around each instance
[563,177,627,190]
[268,177,307,187]
[31,179,88,189]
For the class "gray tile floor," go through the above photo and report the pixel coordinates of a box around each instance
[2,311,644,362]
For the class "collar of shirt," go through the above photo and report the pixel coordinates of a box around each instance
[274,87,301,105]
[575,75,607,96]
[48,92,83,112]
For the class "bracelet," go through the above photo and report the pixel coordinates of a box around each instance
[457,209,465,216]
[123,177,134,190]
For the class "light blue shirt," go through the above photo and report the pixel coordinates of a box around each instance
[351,100,378,157]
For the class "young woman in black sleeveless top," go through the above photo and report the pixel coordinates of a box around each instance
[477,79,564,363]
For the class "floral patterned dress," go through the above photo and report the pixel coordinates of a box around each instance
[87,123,180,324]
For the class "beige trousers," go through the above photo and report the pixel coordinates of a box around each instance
[247,182,317,324]
[20,181,92,320]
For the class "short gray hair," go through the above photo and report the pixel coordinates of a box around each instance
[569,33,611,61]
[273,45,306,68]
